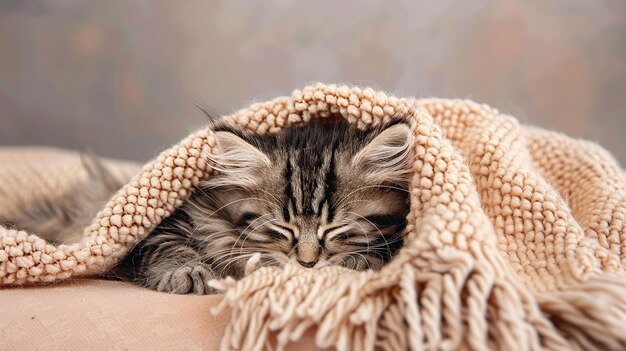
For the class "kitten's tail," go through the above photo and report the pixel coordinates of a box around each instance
[5,152,124,244]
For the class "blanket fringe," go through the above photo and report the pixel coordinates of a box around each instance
[536,274,626,351]
[209,242,626,351]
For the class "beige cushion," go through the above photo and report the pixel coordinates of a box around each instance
[0,279,321,350]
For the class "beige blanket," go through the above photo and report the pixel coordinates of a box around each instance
[1,83,625,351]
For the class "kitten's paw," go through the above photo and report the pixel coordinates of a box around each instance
[154,264,216,295]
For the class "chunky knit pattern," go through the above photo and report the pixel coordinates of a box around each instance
[1,84,625,350]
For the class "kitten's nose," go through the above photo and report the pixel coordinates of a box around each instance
[297,259,318,268]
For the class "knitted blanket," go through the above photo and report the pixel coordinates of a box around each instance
[1,84,625,351]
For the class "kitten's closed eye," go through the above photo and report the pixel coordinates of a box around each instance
[330,231,358,242]
[236,212,262,227]
[265,229,288,241]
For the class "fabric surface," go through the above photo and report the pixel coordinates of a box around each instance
[0,279,322,350]
[1,83,625,350]
[0,279,228,350]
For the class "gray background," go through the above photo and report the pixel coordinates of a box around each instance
[1,1,624,164]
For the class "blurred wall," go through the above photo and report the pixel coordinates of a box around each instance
[1,0,624,164]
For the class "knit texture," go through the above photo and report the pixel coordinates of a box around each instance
[1,84,625,350]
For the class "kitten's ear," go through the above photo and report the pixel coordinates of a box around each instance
[352,123,413,184]
[212,131,271,173]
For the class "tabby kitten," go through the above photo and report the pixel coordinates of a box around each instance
[127,117,414,294]
[4,116,413,295]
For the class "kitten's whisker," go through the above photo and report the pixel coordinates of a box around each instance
[194,227,237,245]
[350,249,385,260]
[256,188,282,204]
[284,244,298,260]
[358,253,373,270]
[237,218,278,253]
[346,211,392,256]
[214,251,277,276]
[197,247,260,261]
[188,196,274,219]
[230,214,273,253]
[214,255,252,276]
[179,196,274,248]
[339,199,376,207]
[344,254,358,270]
[346,217,371,256]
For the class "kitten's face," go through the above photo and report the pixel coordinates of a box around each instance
[187,119,412,277]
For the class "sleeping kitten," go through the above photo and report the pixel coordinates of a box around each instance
[5,116,413,295]
[127,117,413,294]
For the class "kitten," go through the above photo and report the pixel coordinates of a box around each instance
[127,117,413,294]
[5,116,413,295]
